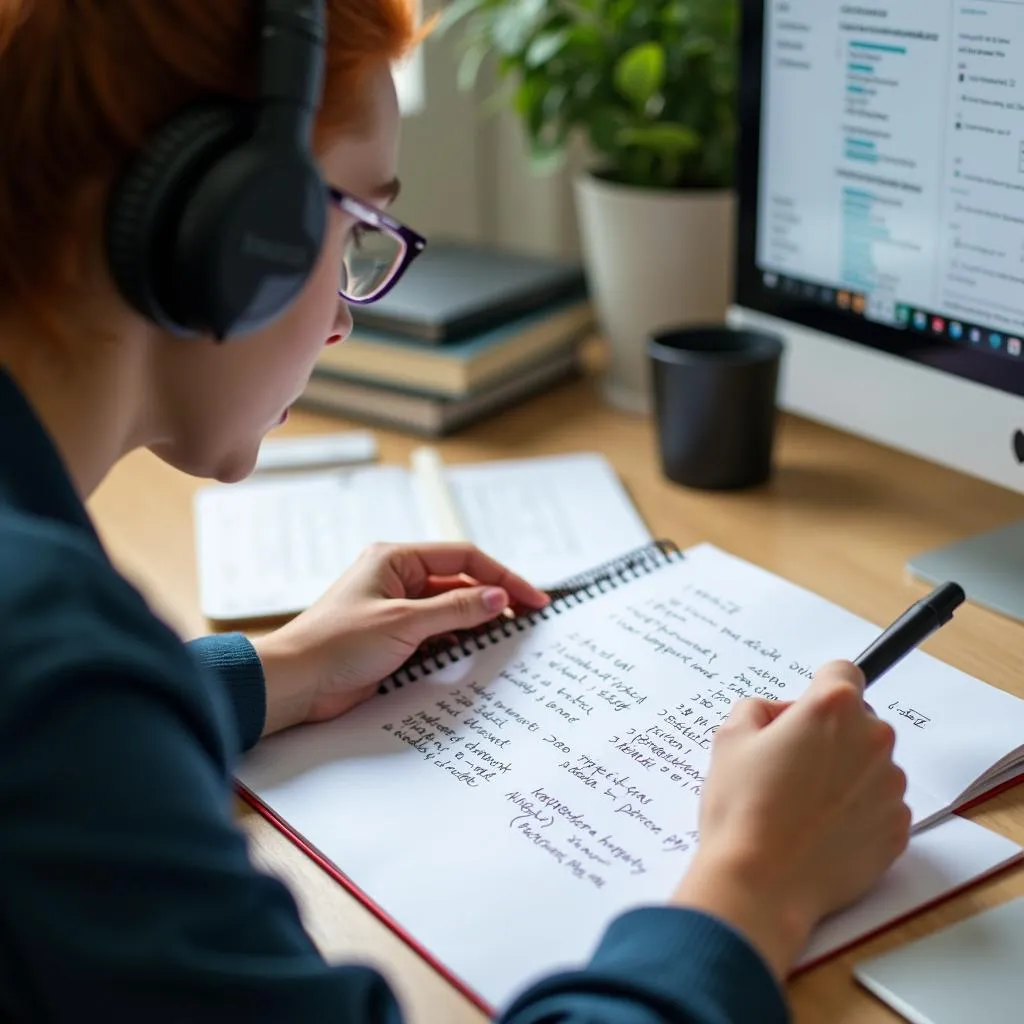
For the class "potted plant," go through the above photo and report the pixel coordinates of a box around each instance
[438,0,739,413]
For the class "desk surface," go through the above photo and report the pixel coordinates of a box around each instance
[89,365,1024,1024]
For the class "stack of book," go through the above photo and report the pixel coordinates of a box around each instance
[298,239,593,436]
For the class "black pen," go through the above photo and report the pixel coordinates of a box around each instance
[854,582,966,686]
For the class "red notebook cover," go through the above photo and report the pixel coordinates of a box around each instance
[238,780,1024,1016]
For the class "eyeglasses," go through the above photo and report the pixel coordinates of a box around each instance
[328,186,426,305]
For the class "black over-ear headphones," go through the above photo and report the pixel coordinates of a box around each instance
[105,0,327,340]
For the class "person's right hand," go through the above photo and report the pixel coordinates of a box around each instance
[672,660,911,980]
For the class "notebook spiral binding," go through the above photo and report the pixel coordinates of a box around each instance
[377,538,682,696]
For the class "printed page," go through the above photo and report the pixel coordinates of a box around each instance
[238,544,1023,1009]
[196,451,649,620]
[438,453,652,588]
[194,466,427,620]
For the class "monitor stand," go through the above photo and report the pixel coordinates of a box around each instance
[906,519,1024,625]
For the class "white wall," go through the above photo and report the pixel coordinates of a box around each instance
[479,108,584,258]
[391,21,485,242]
[391,17,583,260]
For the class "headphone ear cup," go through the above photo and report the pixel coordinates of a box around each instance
[172,144,326,340]
[106,104,244,335]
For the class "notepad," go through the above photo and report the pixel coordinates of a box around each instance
[853,897,1024,1023]
[236,542,1024,1012]
[193,451,651,622]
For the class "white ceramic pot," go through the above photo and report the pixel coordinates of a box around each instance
[573,173,736,414]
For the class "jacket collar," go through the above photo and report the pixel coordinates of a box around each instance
[0,367,101,544]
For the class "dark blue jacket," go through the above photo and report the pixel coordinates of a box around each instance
[0,369,787,1022]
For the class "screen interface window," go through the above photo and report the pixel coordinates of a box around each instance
[757,0,1024,364]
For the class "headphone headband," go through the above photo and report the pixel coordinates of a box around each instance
[258,0,325,142]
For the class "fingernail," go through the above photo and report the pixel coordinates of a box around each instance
[483,587,508,612]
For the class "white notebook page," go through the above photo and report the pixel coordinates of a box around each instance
[238,543,1024,1008]
[800,815,1020,968]
[194,452,651,621]
[194,467,426,621]
[669,546,1024,829]
[441,453,652,588]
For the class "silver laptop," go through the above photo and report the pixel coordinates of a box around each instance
[854,897,1024,1023]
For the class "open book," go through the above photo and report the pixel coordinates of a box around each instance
[236,542,1024,1013]
[193,451,651,622]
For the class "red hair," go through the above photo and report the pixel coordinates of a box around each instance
[0,0,421,312]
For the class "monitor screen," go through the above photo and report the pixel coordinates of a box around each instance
[736,0,1024,398]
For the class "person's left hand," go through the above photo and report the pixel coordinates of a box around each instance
[252,542,549,737]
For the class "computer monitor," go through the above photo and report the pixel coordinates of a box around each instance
[728,0,1024,623]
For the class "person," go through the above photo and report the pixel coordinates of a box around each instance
[0,2,911,1021]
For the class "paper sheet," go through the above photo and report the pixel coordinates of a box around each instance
[675,544,1024,828]
[440,453,652,588]
[194,452,651,621]
[238,543,1024,1009]
[800,815,1021,967]
[194,467,427,620]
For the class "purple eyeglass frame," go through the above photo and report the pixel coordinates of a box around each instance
[328,185,427,305]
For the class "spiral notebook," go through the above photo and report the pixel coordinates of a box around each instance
[236,541,1024,1013]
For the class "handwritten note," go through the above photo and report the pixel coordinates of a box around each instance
[237,542,1024,1010]
[887,701,931,730]
[371,622,706,898]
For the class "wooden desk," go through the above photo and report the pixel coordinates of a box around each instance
[89,367,1024,1023]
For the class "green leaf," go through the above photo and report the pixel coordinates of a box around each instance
[607,0,635,29]
[663,2,692,28]
[719,1,740,40]
[490,0,548,55]
[613,42,666,110]
[588,107,629,153]
[680,35,716,60]
[572,69,601,104]
[542,82,570,121]
[566,22,603,55]
[526,28,570,67]
[616,122,702,155]
[529,137,567,175]
[711,69,734,96]
[514,75,550,138]
[436,0,740,189]
[497,53,521,77]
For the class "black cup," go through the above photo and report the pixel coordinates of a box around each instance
[648,325,784,490]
